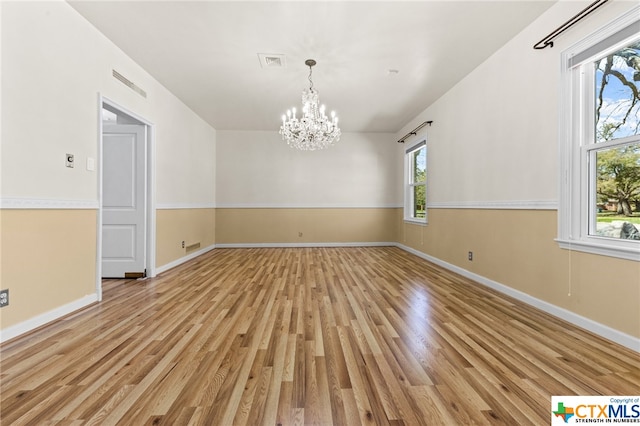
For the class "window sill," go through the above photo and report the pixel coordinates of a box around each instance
[556,238,640,262]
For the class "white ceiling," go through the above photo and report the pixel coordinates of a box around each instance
[68,1,556,133]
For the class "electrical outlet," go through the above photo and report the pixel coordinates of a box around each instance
[181,241,185,248]
[0,289,8,307]
[468,251,473,261]
[66,153,74,168]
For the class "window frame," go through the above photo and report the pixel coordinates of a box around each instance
[558,6,640,261]
[404,137,427,224]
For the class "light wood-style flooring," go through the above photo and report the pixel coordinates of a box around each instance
[1,247,639,425]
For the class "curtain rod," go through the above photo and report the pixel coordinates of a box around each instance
[397,121,432,143]
[533,0,609,50]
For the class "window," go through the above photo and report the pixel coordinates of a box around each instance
[405,139,427,223]
[558,7,640,261]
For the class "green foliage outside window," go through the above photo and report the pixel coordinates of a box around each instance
[594,41,640,223]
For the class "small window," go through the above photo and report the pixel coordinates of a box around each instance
[558,7,640,261]
[405,139,427,223]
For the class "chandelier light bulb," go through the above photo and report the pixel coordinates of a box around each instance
[279,59,341,151]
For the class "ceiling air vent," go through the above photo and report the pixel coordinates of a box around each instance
[112,69,147,98]
[258,53,286,69]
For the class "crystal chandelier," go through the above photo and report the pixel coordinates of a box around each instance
[280,59,341,150]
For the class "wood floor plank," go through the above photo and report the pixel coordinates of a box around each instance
[1,247,638,425]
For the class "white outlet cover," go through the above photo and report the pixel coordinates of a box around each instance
[87,157,95,171]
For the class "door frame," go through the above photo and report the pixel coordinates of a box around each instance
[96,95,156,301]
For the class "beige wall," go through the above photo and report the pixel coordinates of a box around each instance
[0,210,97,329]
[399,209,640,339]
[1,1,216,337]
[156,208,216,267]
[2,0,638,349]
[216,208,398,245]
[394,0,640,343]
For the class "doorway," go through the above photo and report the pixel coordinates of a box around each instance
[97,98,155,299]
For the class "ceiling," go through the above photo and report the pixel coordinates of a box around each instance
[68,1,556,133]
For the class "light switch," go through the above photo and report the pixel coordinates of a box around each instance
[86,157,95,171]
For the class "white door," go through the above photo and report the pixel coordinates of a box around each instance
[102,124,146,278]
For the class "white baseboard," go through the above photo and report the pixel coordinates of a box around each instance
[155,243,217,275]
[396,243,640,353]
[215,242,395,249]
[0,294,98,343]
[156,202,216,209]
[214,241,638,351]
[2,244,637,353]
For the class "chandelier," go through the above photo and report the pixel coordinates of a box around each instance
[280,59,341,150]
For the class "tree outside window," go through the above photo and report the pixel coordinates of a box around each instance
[558,8,640,260]
[405,140,427,223]
[593,40,640,239]
[412,147,426,218]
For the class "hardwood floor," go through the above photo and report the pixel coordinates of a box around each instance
[1,247,638,425]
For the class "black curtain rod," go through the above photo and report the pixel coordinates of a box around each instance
[533,0,609,50]
[397,121,432,143]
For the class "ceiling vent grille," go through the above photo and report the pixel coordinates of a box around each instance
[258,53,286,68]
[112,69,147,98]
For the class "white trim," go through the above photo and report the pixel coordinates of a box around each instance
[98,95,157,299]
[427,200,558,210]
[404,136,428,223]
[213,201,560,210]
[147,125,157,278]
[404,218,427,226]
[558,7,640,261]
[1,244,637,352]
[215,242,395,249]
[0,198,99,209]
[161,240,639,351]
[0,294,98,343]
[155,243,217,275]
[556,238,640,262]
[566,6,640,65]
[396,243,640,352]
[214,203,402,209]
[96,98,103,300]
[156,202,216,209]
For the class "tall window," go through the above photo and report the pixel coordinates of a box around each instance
[559,7,640,261]
[405,139,427,223]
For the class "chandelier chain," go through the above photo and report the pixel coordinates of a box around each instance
[308,64,314,92]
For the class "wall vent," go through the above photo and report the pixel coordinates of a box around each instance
[112,69,147,98]
[186,242,201,253]
[258,53,286,68]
